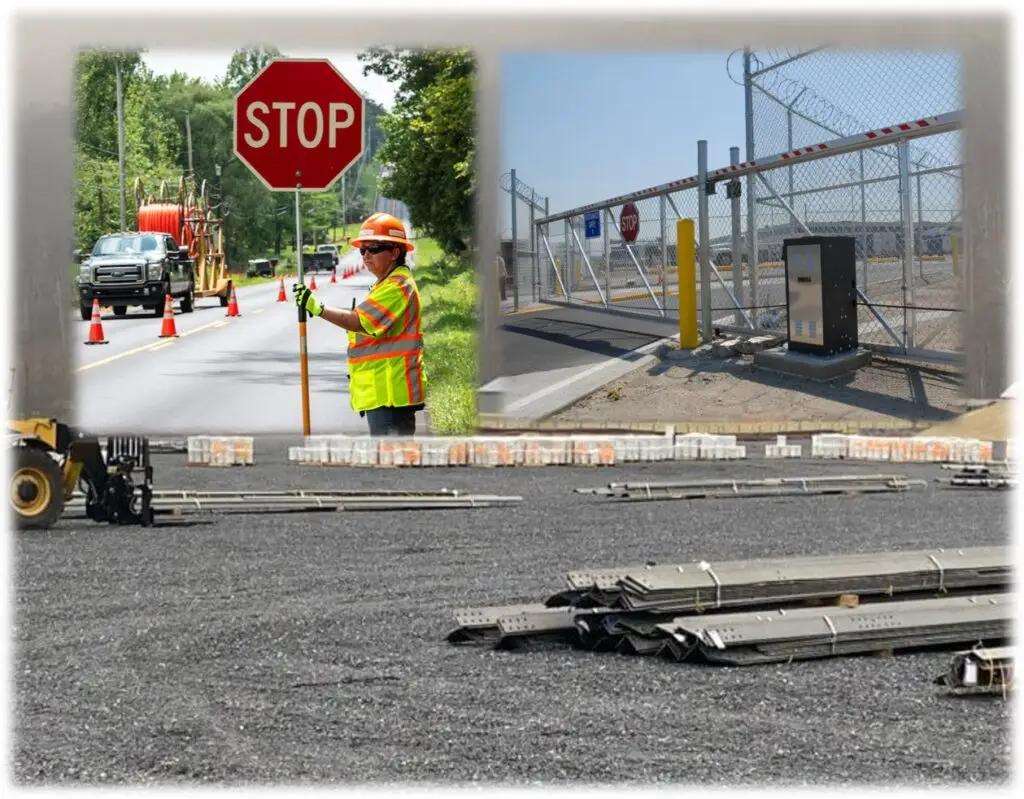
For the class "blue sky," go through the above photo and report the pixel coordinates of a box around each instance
[499,49,962,235]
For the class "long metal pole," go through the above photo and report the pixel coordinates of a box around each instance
[510,168,519,311]
[743,49,759,328]
[660,194,668,309]
[697,139,712,341]
[115,58,127,231]
[296,188,311,437]
[730,146,744,327]
[898,141,915,350]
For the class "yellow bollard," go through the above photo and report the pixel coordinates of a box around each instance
[676,219,699,348]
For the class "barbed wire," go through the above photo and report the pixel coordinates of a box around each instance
[500,172,546,212]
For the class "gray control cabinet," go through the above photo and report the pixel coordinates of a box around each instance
[783,236,859,357]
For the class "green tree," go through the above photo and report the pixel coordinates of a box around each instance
[358,48,476,255]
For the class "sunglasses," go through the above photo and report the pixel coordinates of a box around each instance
[360,244,395,255]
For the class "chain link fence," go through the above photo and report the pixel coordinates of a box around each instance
[523,47,963,364]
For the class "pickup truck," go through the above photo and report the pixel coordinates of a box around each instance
[317,244,340,267]
[74,232,195,320]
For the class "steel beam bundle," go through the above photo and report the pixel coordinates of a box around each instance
[64,488,523,519]
[938,463,1017,490]
[446,546,1012,666]
[934,645,1014,697]
[576,474,927,503]
[652,593,1011,666]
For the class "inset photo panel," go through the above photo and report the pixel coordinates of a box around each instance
[488,48,997,443]
[69,45,478,442]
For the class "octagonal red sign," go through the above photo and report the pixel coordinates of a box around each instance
[233,58,365,192]
[619,202,640,243]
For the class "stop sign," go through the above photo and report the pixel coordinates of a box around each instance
[620,202,640,243]
[233,58,365,192]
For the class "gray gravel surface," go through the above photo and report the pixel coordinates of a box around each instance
[14,439,1013,787]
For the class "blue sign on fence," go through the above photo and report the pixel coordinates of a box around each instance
[584,211,601,239]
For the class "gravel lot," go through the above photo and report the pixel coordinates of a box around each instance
[13,440,1012,786]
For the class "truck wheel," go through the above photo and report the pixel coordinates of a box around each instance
[180,285,194,314]
[113,306,127,317]
[79,304,92,321]
[10,446,65,530]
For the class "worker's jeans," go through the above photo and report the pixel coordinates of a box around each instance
[364,406,418,437]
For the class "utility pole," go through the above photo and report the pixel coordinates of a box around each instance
[185,111,194,178]
[115,57,127,231]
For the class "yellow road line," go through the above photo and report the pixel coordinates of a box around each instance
[253,308,265,314]
[76,319,227,372]
[150,341,175,351]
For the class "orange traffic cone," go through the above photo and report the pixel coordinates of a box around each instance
[330,269,337,284]
[226,285,241,317]
[84,298,108,345]
[309,273,318,290]
[277,277,287,302]
[158,294,178,338]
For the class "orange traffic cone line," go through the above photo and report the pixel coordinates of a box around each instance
[277,277,287,302]
[226,286,241,317]
[158,294,179,338]
[330,270,337,284]
[85,298,108,345]
[309,274,318,290]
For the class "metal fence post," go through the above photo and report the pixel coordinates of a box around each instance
[564,218,571,302]
[730,146,744,328]
[898,140,916,349]
[697,139,712,341]
[604,206,611,306]
[509,168,519,312]
[660,193,668,310]
[744,48,759,329]
[859,149,868,293]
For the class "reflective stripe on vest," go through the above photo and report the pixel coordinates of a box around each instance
[347,266,426,410]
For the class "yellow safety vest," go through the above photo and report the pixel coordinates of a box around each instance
[347,265,426,412]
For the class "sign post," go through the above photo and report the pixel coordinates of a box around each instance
[233,58,365,437]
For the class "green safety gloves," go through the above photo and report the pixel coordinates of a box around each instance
[292,283,324,317]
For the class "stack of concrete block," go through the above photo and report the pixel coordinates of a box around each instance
[187,436,254,466]
[764,435,802,458]
[809,433,995,464]
[673,433,747,460]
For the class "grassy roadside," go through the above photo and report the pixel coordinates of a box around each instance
[412,237,477,435]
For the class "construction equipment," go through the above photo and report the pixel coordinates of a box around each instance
[8,418,153,530]
[134,175,232,307]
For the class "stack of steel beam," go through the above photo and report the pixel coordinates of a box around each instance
[939,463,1016,490]
[575,474,928,503]
[446,546,1012,665]
[934,645,1014,697]
[64,488,523,519]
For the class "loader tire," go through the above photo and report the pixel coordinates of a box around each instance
[10,446,65,530]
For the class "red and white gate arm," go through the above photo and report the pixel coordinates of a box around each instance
[537,110,963,225]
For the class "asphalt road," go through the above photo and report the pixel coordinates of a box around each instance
[499,306,679,377]
[74,247,373,436]
[13,445,1011,786]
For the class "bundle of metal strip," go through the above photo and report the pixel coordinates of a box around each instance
[613,546,1009,613]
[543,546,1009,614]
[934,645,1015,696]
[576,474,927,503]
[64,490,523,518]
[445,547,1011,654]
[653,593,1011,666]
[940,463,1017,490]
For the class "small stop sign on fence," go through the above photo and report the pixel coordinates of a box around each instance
[620,202,640,243]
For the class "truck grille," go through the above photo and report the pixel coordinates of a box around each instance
[94,264,144,285]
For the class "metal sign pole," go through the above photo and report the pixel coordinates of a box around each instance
[295,185,311,437]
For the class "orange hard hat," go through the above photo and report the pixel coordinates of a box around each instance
[351,212,414,252]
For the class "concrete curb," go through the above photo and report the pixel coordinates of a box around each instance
[475,415,932,438]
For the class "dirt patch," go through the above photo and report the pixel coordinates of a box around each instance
[550,348,965,427]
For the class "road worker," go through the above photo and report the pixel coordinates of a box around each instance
[293,212,425,437]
